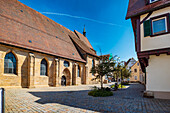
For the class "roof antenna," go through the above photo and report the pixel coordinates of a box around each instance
[83,24,86,37]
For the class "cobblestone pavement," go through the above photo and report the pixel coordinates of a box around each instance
[5,83,170,113]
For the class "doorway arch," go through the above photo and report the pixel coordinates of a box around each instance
[62,68,71,86]
[61,76,66,86]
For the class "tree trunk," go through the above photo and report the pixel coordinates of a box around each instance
[116,72,119,84]
[100,76,103,89]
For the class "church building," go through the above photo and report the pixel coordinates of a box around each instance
[0,0,99,88]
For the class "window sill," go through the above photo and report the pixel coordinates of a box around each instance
[40,75,48,77]
[150,31,170,37]
[3,73,18,76]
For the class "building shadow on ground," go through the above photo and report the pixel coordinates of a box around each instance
[29,90,104,112]
[28,84,145,112]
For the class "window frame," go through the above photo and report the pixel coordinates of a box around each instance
[4,52,17,75]
[77,65,80,77]
[40,59,48,76]
[152,17,167,35]
[64,60,70,67]
[92,59,95,76]
[134,69,137,73]
[150,13,169,37]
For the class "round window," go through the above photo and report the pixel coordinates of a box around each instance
[64,61,69,67]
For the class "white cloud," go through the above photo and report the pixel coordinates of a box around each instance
[40,12,125,27]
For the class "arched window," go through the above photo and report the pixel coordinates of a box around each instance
[64,61,69,67]
[92,59,95,68]
[40,59,47,76]
[92,59,95,76]
[4,52,17,74]
[77,65,80,77]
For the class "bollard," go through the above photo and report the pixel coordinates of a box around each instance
[0,88,5,113]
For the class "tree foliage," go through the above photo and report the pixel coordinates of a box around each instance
[90,56,116,88]
[90,54,131,89]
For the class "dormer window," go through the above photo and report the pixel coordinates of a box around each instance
[150,0,159,3]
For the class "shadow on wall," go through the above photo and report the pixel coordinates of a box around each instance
[49,60,55,86]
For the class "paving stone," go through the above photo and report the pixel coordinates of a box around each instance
[5,83,170,113]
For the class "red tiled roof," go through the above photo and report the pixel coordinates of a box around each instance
[126,0,170,19]
[74,30,93,49]
[69,33,98,57]
[0,0,97,62]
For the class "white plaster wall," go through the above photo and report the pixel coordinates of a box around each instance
[146,54,170,92]
[140,7,170,51]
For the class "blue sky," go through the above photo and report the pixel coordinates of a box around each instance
[18,0,137,61]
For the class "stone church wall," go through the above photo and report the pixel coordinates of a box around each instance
[0,44,98,88]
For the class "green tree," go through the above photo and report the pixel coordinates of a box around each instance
[122,65,131,80]
[90,56,116,89]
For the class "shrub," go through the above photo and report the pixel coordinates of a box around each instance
[88,88,113,97]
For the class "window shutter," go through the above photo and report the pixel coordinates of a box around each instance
[144,20,151,37]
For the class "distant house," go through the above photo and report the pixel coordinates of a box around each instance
[125,59,144,83]
[125,58,136,70]
[129,61,145,84]
[126,0,170,99]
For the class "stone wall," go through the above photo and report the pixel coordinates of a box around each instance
[86,55,99,84]
[0,44,95,88]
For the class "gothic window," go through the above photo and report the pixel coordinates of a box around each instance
[40,59,47,76]
[4,52,16,74]
[64,61,69,67]
[77,65,80,77]
[92,59,95,76]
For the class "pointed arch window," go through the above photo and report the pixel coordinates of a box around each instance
[4,52,17,74]
[92,59,95,68]
[77,65,80,77]
[92,59,95,76]
[40,59,47,76]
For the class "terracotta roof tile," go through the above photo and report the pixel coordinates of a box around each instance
[0,0,98,62]
[74,30,93,49]
[69,33,98,57]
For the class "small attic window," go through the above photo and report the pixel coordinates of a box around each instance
[20,10,23,12]
[150,0,159,3]
[47,19,49,21]
[28,40,32,43]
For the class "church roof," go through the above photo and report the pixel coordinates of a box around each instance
[74,30,93,49]
[126,0,170,19]
[0,0,97,62]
